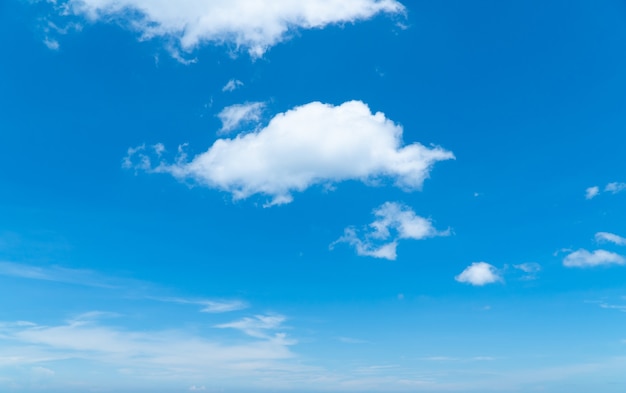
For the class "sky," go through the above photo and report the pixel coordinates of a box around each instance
[1,0,626,392]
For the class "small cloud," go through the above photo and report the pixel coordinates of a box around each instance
[586,182,626,199]
[599,303,626,312]
[215,314,288,339]
[331,202,449,261]
[562,249,626,268]
[68,311,121,326]
[595,232,626,246]
[153,143,166,156]
[222,79,244,92]
[514,262,541,280]
[397,293,405,300]
[189,386,206,391]
[605,182,626,194]
[217,102,265,134]
[585,186,600,200]
[43,37,60,50]
[455,262,502,286]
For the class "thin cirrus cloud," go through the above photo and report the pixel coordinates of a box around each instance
[215,314,288,339]
[217,102,265,134]
[562,249,626,268]
[595,232,626,246]
[0,261,246,314]
[148,296,248,313]
[45,0,405,58]
[0,315,296,375]
[331,201,449,260]
[0,261,118,288]
[124,100,454,206]
[455,262,502,286]
[513,262,542,280]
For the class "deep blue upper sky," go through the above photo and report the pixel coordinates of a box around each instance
[1,1,626,392]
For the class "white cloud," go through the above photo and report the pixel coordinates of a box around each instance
[43,37,60,50]
[189,386,206,391]
[599,303,626,312]
[513,262,541,280]
[222,79,244,92]
[455,262,502,286]
[217,102,265,134]
[585,186,599,200]
[0,316,296,375]
[331,202,449,260]
[126,101,454,206]
[586,182,626,199]
[605,182,626,194]
[562,249,626,268]
[595,232,626,246]
[150,296,248,313]
[514,262,541,274]
[215,314,287,339]
[0,261,117,288]
[48,0,405,58]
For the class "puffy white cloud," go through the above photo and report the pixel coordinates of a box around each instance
[126,101,454,206]
[455,262,501,286]
[49,0,405,58]
[562,249,626,268]
[331,202,449,260]
[595,232,626,246]
[217,102,265,134]
[585,186,599,200]
[222,79,244,92]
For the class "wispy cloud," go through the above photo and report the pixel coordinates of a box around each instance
[215,314,288,339]
[331,201,449,260]
[0,261,118,288]
[0,262,246,314]
[513,262,541,280]
[595,232,626,246]
[149,296,248,313]
[0,315,296,376]
[217,102,265,134]
[455,262,502,286]
[222,79,244,92]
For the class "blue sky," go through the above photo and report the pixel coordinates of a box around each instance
[2,0,626,392]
